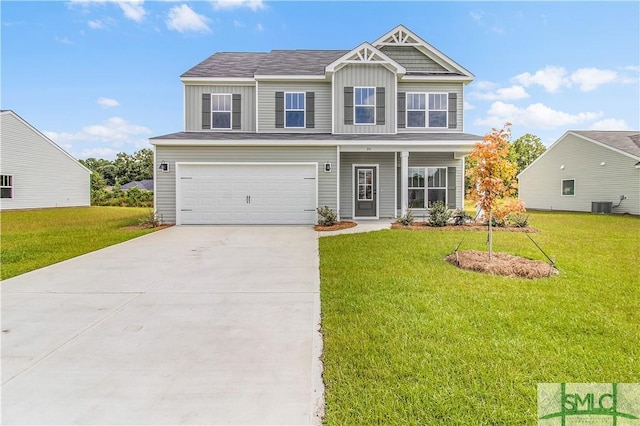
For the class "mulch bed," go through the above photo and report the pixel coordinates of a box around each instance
[446,250,558,279]
[392,222,538,233]
[314,221,357,231]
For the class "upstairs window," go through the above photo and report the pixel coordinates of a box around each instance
[211,94,231,129]
[407,93,426,128]
[562,179,575,196]
[428,93,448,128]
[285,93,305,128]
[355,87,375,124]
[1,175,13,199]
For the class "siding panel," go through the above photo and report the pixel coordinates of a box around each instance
[258,81,331,133]
[0,112,90,210]
[334,64,396,134]
[379,46,449,73]
[397,82,464,132]
[519,134,640,215]
[155,145,337,223]
[185,85,255,132]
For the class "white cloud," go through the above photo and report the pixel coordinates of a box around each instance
[118,1,146,22]
[256,22,263,31]
[44,117,152,146]
[512,66,568,93]
[88,19,105,29]
[464,101,475,111]
[212,0,265,11]
[470,11,483,23]
[78,147,121,160]
[55,36,72,45]
[474,101,602,129]
[589,118,632,131]
[471,85,529,101]
[166,4,211,33]
[232,19,245,28]
[569,68,618,92]
[98,97,120,108]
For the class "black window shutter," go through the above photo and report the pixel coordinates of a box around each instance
[447,167,457,209]
[202,94,211,130]
[376,87,385,125]
[397,92,406,129]
[275,92,284,128]
[448,93,457,129]
[344,87,353,125]
[305,92,315,128]
[232,94,241,130]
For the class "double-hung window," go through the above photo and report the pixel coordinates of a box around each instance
[285,92,305,128]
[1,175,13,199]
[407,93,426,128]
[562,179,575,196]
[407,167,447,208]
[428,93,447,128]
[211,94,232,129]
[355,87,375,124]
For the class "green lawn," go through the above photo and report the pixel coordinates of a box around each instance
[319,211,639,424]
[1,207,163,280]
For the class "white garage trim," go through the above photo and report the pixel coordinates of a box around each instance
[175,162,318,225]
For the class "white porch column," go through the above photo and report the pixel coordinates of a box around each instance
[400,151,409,216]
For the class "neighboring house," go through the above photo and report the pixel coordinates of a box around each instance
[150,25,482,225]
[0,110,91,210]
[518,131,640,215]
[121,180,154,191]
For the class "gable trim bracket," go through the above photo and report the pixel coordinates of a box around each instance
[325,42,406,78]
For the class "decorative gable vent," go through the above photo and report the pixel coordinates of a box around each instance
[325,42,406,75]
[377,28,421,46]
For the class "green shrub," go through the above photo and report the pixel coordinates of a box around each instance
[396,210,414,226]
[317,206,338,226]
[509,213,530,228]
[427,201,452,227]
[138,209,161,228]
[452,209,473,225]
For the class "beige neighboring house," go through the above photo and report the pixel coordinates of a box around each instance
[0,110,91,210]
[518,130,640,215]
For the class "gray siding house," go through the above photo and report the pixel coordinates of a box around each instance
[518,131,640,215]
[0,110,91,211]
[150,25,482,225]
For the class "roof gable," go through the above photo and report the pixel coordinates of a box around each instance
[324,42,406,76]
[373,24,474,79]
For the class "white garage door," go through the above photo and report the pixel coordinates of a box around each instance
[178,163,317,225]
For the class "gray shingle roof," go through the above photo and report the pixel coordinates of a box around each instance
[121,180,154,191]
[571,130,640,158]
[254,50,348,76]
[182,52,268,78]
[151,132,483,142]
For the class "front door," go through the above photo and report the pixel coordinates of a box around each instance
[354,166,377,218]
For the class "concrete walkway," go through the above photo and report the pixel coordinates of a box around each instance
[1,226,323,425]
[317,219,394,237]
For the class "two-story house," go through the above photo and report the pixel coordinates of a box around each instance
[150,25,482,225]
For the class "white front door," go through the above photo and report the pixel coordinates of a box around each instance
[177,163,317,225]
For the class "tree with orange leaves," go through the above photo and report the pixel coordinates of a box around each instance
[467,123,519,259]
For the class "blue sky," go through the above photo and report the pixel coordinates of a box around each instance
[2,1,639,159]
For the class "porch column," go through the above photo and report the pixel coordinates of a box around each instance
[401,151,409,216]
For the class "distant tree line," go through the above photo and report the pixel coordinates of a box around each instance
[80,148,154,207]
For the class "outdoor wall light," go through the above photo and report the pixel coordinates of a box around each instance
[560,165,565,170]
[600,162,606,166]
[159,161,169,172]
[324,162,332,172]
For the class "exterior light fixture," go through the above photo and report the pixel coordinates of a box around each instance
[560,165,565,170]
[159,161,169,172]
[600,162,606,166]
[324,162,332,172]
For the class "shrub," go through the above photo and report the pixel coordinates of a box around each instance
[428,201,452,227]
[452,209,473,225]
[317,206,338,226]
[138,209,161,228]
[396,210,414,226]
[509,213,530,228]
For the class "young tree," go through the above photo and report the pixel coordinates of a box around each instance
[467,123,518,259]
[509,133,546,175]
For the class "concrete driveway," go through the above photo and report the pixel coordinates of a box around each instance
[1,226,323,425]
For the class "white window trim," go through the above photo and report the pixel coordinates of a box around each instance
[211,93,232,130]
[406,92,426,129]
[354,86,376,125]
[407,166,448,209]
[284,92,306,129]
[428,92,448,129]
[561,178,576,196]
[0,174,13,199]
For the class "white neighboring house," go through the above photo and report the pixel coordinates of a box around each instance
[0,110,91,210]
[518,130,640,215]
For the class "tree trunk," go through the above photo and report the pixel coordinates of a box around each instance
[488,210,493,261]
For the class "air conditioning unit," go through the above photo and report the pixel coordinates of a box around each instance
[591,201,612,214]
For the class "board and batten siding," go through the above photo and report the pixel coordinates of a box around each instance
[155,145,337,224]
[379,46,448,73]
[400,152,464,211]
[257,81,331,133]
[339,152,396,218]
[397,82,464,132]
[0,111,90,210]
[519,133,640,215]
[184,85,256,132]
[333,64,397,134]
